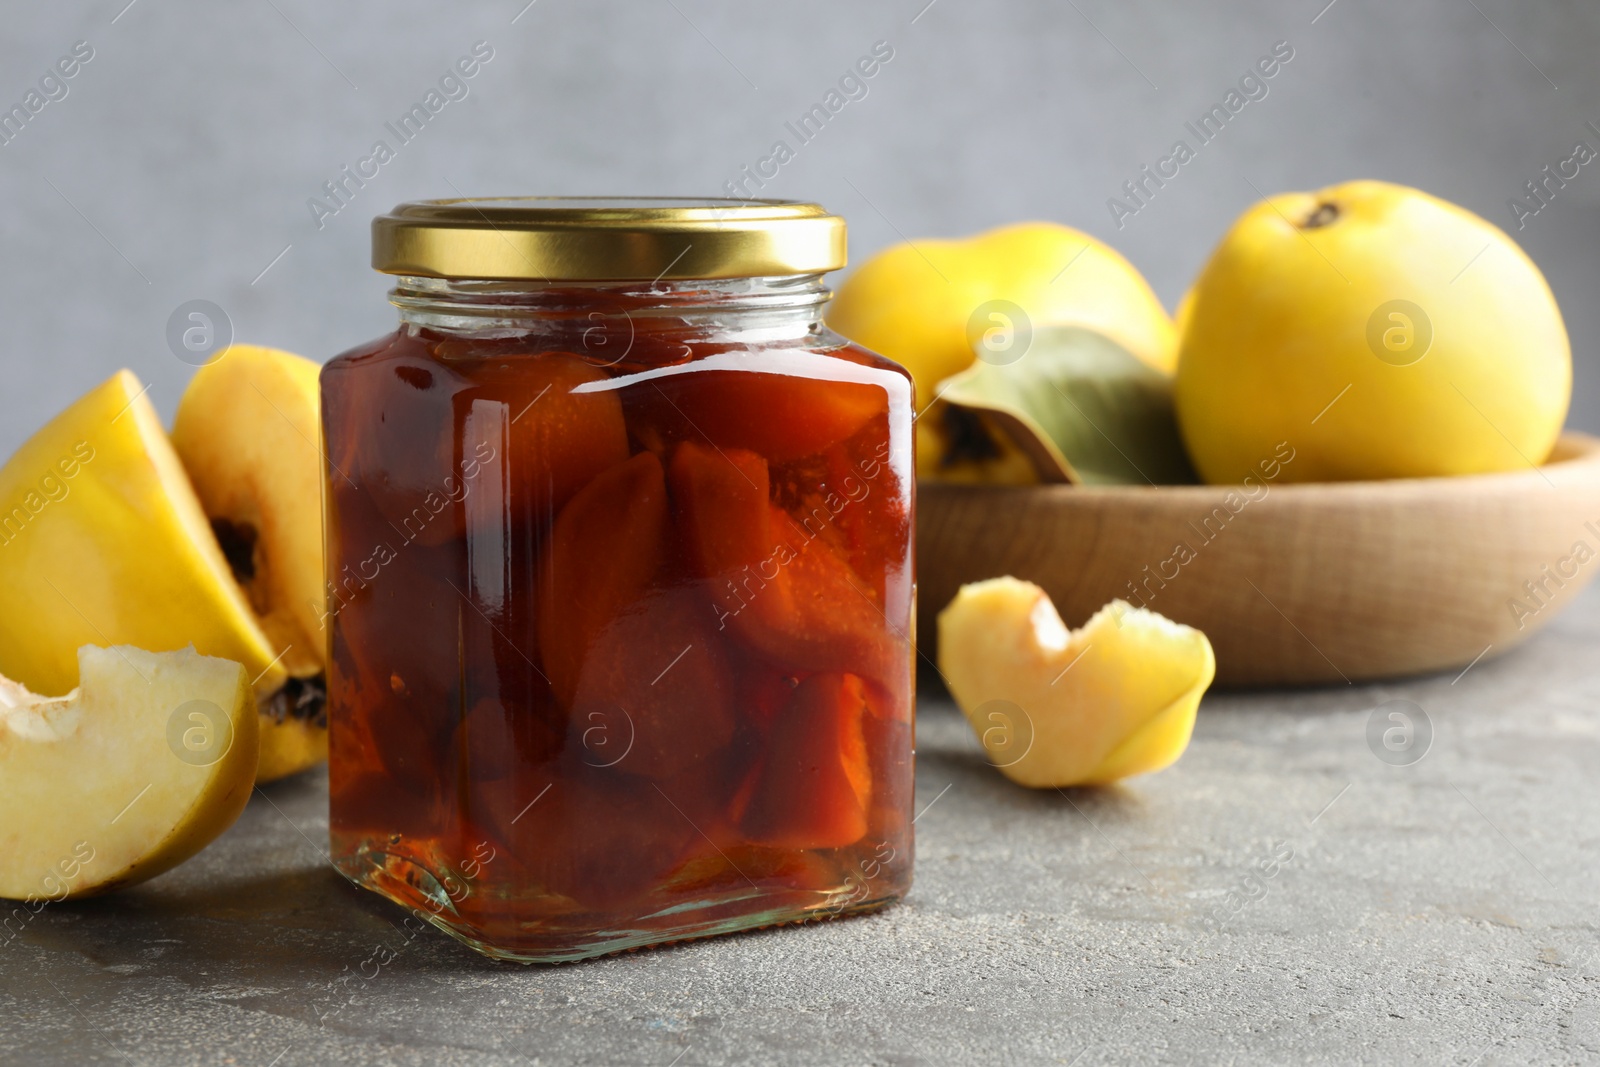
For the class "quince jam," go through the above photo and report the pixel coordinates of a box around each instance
[321,214,914,962]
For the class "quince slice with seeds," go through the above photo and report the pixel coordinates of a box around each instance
[173,345,329,781]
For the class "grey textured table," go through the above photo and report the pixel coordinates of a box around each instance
[4,586,1598,1067]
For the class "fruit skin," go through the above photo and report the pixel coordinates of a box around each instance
[0,371,285,702]
[0,645,258,900]
[254,705,329,784]
[825,221,1176,481]
[172,345,329,782]
[1176,179,1571,484]
[937,577,1213,788]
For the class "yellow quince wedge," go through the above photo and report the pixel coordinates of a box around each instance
[172,346,328,781]
[0,371,286,702]
[0,645,258,900]
[938,577,1214,788]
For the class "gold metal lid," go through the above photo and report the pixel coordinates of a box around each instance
[372,197,846,281]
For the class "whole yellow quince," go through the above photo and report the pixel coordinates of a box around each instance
[1176,179,1571,483]
[827,222,1176,482]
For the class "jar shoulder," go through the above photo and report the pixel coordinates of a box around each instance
[323,329,421,373]
[810,325,913,385]
[323,324,912,391]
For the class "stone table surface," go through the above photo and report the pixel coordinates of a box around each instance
[5,586,1599,1067]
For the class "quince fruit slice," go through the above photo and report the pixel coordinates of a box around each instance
[0,370,284,706]
[741,672,873,850]
[668,440,901,688]
[0,645,257,900]
[826,222,1175,484]
[172,345,329,781]
[536,451,669,708]
[630,359,887,463]
[938,578,1214,788]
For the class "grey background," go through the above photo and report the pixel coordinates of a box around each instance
[2,0,1598,455]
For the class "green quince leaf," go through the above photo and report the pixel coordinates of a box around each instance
[937,325,1198,486]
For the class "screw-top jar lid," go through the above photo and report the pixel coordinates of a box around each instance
[371,197,846,282]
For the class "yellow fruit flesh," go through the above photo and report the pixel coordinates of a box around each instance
[172,346,326,680]
[171,346,330,783]
[826,222,1177,482]
[257,714,329,783]
[937,577,1214,788]
[0,371,286,700]
[0,645,258,900]
[1176,179,1571,484]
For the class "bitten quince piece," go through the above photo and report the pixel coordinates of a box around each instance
[0,371,286,705]
[172,345,330,781]
[938,578,1214,788]
[0,645,258,900]
[826,221,1175,483]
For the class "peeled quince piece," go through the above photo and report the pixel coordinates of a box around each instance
[172,345,328,781]
[826,222,1175,484]
[1176,179,1571,483]
[938,577,1214,788]
[0,645,257,900]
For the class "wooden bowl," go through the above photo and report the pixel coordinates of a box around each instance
[916,432,1600,687]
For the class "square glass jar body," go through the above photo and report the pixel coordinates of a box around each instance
[320,273,915,962]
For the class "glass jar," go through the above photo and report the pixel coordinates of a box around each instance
[320,198,915,962]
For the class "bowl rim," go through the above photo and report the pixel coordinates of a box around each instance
[918,431,1600,502]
